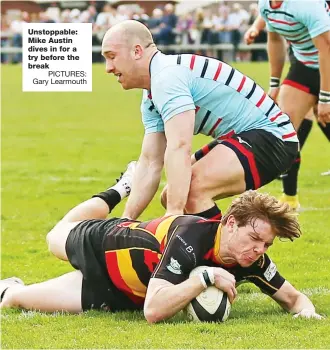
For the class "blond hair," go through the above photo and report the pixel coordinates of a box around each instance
[222,191,301,241]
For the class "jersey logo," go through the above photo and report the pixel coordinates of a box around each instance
[166,257,182,275]
[237,136,251,148]
[264,261,277,281]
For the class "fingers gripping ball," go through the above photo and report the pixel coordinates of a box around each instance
[184,266,231,322]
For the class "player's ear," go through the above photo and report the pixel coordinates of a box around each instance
[133,44,143,60]
[227,215,236,233]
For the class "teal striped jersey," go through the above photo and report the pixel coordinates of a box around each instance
[141,52,298,142]
[259,0,330,69]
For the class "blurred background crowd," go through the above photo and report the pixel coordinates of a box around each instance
[1,0,267,64]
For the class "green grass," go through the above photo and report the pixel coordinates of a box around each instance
[1,63,330,349]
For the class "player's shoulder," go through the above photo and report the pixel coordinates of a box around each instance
[174,215,220,237]
[150,52,194,81]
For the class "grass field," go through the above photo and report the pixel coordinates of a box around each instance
[1,62,330,349]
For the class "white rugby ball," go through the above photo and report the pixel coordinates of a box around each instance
[184,266,231,322]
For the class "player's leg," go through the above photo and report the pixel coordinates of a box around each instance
[184,131,298,215]
[160,141,223,219]
[184,143,246,215]
[0,271,83,313]
[278,58,320,207]
[47,161,136,261]
[280,110,314,209]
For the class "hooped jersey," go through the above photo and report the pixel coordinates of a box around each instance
[102,215,285,310]
[141,52,298,143]
[259,0,330,69]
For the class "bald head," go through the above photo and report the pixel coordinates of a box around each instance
[103,20,154,50]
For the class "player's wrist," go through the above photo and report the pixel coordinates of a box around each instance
[270,77,280,88]
[199,268,215,289]
[319,90,330,104]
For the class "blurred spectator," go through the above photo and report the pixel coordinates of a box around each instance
[158,3,178,45]
[1,14,10,63]
[10,11,29,63]
[39,11,55,23]
[176,12,194,45]
[115,5,129,23]
[70,9,81,23]
[148,8,163,44]
[192,8,205,45]
[133,7,149,25]
[61,9,71,23]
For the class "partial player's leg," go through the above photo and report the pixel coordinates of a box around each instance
[278,85,317,130]
[184,130,298,215]
[278,58,319,207]
[47,161,136,260]
[0,271,83,313]
[279,110,314,210]
[184,143,246,215]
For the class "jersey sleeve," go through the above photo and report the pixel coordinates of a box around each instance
[294,0,330,38]
[151,66,196,124]
[152,220,209,285]
[244,254,285,296]
[258,0,276,32]
[140,90,165,134]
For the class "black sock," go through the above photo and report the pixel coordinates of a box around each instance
[92,189,121,212]
[318,122,330,142]
[298,119,313,148]
[192,204,222,220]
[282,119,313,196]
[283,153,301,196]
[0,288,9,302]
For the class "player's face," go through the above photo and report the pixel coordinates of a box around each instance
[102,37,139,90]
[229,218,275,267]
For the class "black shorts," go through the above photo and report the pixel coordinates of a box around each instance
[194,130,298,190]
[284,53,320,97]
[65,218,131,312]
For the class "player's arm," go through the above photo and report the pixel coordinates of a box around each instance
[314,30,330,93]
[144,266,236,324]
[244,15,266,45]
[271,281,323,319]
[164,110,195,216]
[313,30,330,126]
[267,31,287,100]
[122,132,166,219]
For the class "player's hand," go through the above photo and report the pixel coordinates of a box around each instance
[317,103,330,128]
[244,27,259,45]
[268,87,280,101]
[293,308,324,320]
[213,267,237,304]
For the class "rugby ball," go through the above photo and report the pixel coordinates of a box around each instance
[184,266,231,322]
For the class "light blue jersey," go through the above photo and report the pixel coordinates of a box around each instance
[141,52,298,142]
[259,0,330,69]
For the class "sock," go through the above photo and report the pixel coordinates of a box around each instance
[192,204,222,220]
[0,288,9,302]
[109,180,131,200]
[283,153,301,196]
[298,119,313,148]
[282,119,313,196]
[92,189,121,212]
[318,122,330,142]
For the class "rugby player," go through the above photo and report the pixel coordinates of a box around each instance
[0,164,323,321]
[101,20,299,221]
[259,0,330,208]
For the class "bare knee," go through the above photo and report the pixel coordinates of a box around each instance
[45,221,71,260]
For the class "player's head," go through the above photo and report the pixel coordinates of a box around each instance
[221,191,301,267]
[102,20,157,90]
